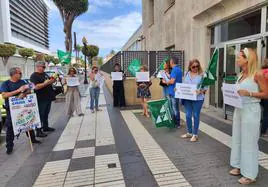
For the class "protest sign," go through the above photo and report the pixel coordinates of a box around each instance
[9,94,41,136]
[136,72,149,82]
[222,83,243,108]
[111,72,123,81]
[175,83,197,100]
[66,77,80,86]
[96,73,105,87]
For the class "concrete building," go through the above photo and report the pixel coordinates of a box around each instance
[122,25,144,51]
[141,0,268,109]
[0,0,49,77]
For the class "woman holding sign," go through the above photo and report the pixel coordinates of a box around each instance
[229,48,268,185]
[112,63,126,108]
[65,67,83,117]
[89,66,102,113]
[136,65,152,118]
[180,59,207,142]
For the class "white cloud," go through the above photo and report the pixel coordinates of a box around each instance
[44,0,58,12]
[73,12,142,53]
[120,0,141,6]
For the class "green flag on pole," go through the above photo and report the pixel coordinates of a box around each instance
[147,98,175,128]
[57,50,71,64]
[199,48,219,88]
[128,58,141,76]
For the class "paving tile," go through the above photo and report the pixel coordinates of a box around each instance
[47,150,74,162]
[72,147,95,159]
[64,169,94,187]
[95,144,117,156]
[68,157,95,172]
[75,139,95,149]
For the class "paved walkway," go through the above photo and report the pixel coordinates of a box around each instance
[1,85,268,187]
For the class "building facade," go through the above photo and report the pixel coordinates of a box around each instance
[142,0,268,108]
[0,0,49,53]
[121,25,143,51]
[0,0,50,77]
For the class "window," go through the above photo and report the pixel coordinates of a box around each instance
[210,27,215,45]
[220,10,261,42]
[166,45,175,51]
[148,0,154,26]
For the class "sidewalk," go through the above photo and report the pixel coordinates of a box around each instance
[2,85,268,187]
[33,89,125,187]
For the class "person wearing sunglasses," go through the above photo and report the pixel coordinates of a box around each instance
[229,48,268,185]
[30,61,56,138]
[65,67,83,117]
[0,67,41,154]
[180,59,207,142]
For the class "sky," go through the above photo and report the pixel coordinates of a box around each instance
[45,0,142,57]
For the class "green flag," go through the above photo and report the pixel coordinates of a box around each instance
[199,48,219,88]
[159,56,169,70]
[57,50,71,64]
[147,98,175,128]
[128,58,141,76]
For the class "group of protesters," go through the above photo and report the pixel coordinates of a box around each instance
[112,48,268,185]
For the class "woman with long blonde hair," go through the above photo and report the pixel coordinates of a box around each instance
[180,59,207,142]
[229,48,268,185]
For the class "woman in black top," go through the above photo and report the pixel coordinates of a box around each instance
[113,63,126,108]
[261,59,268,137]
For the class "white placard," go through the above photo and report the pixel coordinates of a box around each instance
[66,77,80,86]
[111,72,123,81]
[222,83,243,108]
[136,72,149,82]
[175,83,197,100]
[96,73,105,88]
[9,94,41,136]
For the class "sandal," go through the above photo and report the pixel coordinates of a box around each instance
[238,177,256,185]
[181,133,192,139]
[229,168,240,176]
[190,135,198,142]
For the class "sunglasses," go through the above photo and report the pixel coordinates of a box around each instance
[38,66,46,69]
[191,65,199,69]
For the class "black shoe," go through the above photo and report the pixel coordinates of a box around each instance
[31,139,41,144]
[36,132,47,137]
[78,113,84,116]
[6,147,13,155]
[43,127,55,132]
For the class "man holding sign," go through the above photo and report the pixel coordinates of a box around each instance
[0,67,41,155]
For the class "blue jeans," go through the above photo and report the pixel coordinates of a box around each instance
[184,100,204,135]
[162,86,169,98]
[169,95,180,126]
[90,87,100,110]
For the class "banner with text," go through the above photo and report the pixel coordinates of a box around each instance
[9,94,41,136]
[222,83,243,108]
[175,83,197,100]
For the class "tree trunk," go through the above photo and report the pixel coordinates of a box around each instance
[64,20,73,53]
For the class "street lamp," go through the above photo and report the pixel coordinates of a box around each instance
[82,37,88,84]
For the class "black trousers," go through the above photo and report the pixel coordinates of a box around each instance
[5,116,36,150]
[113,85,126,107]
[261,99,268,134]
[38,100,52,130]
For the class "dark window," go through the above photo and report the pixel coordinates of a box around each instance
[220,10,261,42]
[211,27,215,44]
[166,45,175,51]
[267,7,268,32]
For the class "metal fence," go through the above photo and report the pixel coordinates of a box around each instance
[100,50,184,77]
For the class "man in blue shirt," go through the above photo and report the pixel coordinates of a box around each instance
[0,67,41,154]
[163,57,182,128]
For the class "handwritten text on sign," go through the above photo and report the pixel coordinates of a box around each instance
[175,83,197,100]
[9,94,41,136]
[222,83,243,108]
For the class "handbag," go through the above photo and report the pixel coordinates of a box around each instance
[52,86,64,96]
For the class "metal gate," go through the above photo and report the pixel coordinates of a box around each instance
[100,50,184,77]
